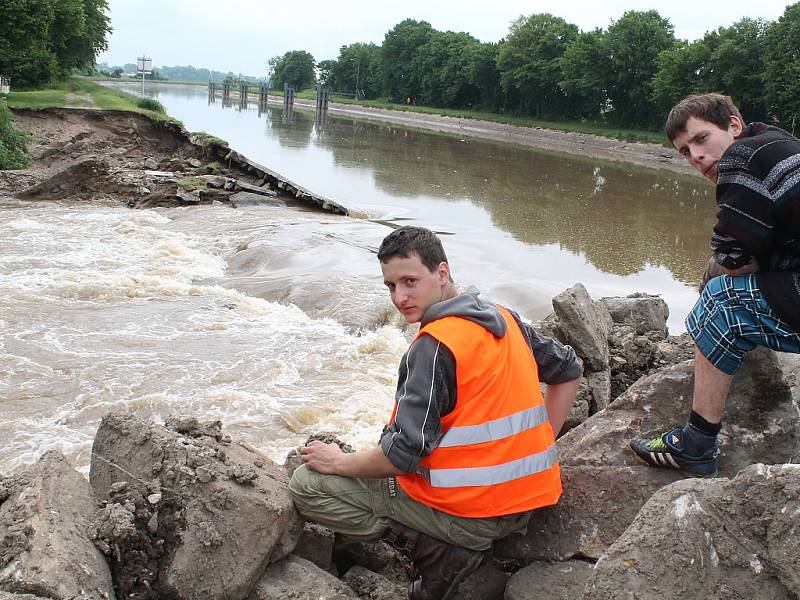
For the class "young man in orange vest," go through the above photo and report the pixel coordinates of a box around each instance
[289,226,583,600]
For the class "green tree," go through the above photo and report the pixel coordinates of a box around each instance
[496,13,579,117]
[560,28,610,119]
[327,43,381,98]
[380,19,434,102]
[316,59,336,87]
[653,18,767,121]
[268,50,316,90]
[763,2,800,127]
[605,10,676,126]
[0,0,110,86]
[412,31,498,108]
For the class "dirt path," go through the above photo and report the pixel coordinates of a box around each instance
[284,97,697,177]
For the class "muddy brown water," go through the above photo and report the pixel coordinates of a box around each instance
[0,83,716,475]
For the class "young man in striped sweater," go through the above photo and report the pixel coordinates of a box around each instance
[630,93,800,477]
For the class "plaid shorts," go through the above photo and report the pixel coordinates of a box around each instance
[685,274,800,375]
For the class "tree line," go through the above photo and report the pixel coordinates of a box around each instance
[0,0,111,87]
[269,3,800,129]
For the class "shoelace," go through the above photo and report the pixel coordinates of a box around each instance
[646,435,668,450]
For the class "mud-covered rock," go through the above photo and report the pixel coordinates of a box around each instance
[457,561,509,600]
[333,537,411,587]
[583,464,800,599]
[0,451,114,600]
[247,555,359,599]
[230,191,284,208]
[341,566,406,600]
[552,284,612,371]
[16,159,110,201]
[89,413,302,600]
[506,559,594,600]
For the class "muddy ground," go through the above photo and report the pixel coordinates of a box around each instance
[0,108,349,214]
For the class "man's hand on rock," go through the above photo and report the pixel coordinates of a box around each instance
[299,441,344,475]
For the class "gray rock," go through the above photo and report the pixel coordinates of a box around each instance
[293,522,335,571]
[586,369,611,413]
[559,347,800,476]
[506,559,595,600]
[0,451,114,600]
[457,561,508,599]
[186,158,202,168]
[494,466,677,562]
[143,157,158,169]
[552,284,611,371]
[230,191,284,208]
[601,293,669,337]
[582,464,800,599]
[89,413,302,600]
[248,555,359,599]
[341,566,406,600]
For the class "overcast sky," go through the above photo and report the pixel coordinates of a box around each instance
[98,0,792,76]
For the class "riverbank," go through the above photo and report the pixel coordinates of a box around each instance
[286,95,695,176]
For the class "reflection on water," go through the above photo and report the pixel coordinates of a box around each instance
[109,82,716,330]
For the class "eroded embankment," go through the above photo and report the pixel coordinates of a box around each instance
[0,107,354,215]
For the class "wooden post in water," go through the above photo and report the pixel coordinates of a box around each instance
[283,83,295,110]
[222,81,231,107]
[258,83,268,116]
[239,82,248,110]
[208,81,216,104]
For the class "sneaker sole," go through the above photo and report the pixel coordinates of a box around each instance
[628,444,717,478]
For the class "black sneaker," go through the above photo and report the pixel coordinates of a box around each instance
[629,427,718,477]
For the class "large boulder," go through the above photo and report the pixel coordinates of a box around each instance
[601,293,669,337]
[582,464,800,599]
[552,284,612,371]
[89,413,302,600]
[0,451,114,600]
[496,347,800,565]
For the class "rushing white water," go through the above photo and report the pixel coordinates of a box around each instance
[0,198,409,475]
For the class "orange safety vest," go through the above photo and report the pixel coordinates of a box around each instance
[392,306,562,518]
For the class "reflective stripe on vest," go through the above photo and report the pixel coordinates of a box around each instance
[437,404,549,448]
[427,445,558,488]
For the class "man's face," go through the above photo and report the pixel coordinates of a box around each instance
[380,253,449,324]
[672,115,743,183]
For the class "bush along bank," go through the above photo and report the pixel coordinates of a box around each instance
[0,97,30,169]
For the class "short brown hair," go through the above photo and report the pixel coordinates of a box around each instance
[377,226,448,273]
[665,93,744,143]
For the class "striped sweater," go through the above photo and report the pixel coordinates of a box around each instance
[713,123,800,331]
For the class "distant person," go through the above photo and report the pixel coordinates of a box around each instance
[290,226,582,600]
[630,93,800,477]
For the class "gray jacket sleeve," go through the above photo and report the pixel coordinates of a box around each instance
[508,310,584,384]
[379,334,455,473]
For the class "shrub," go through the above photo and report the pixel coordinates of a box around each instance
[0,98,30,170]
[136,97,166,113]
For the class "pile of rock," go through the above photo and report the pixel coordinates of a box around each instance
[1,285,798,600]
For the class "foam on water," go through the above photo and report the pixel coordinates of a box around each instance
[1,202,407,475]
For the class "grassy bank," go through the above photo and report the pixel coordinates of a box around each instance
[279,89,665,145]
[5,78,176,122]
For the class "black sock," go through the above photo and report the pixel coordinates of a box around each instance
[688,410,722,436]
[681,411,720,457]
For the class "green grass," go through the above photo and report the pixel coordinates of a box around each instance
[5,78,180,123]
[271,88,665,144]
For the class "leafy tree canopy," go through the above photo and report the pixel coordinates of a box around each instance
[0,0,111,86]
[763,2,800,126]
[268,50,316,90]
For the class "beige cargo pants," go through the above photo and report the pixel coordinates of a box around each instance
[289,465,530,551]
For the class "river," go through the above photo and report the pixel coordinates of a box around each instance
[0,82,716,475]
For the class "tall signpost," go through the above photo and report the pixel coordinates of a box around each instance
[137,56,152,97]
